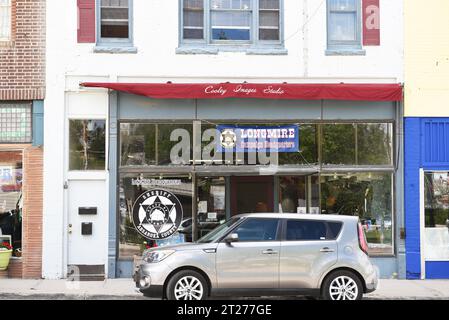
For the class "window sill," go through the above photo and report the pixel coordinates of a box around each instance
[93,46,138,54]
[176,46,287,56]
[325,48,366,56]
[176,47,219,55]
[246,48,288,55]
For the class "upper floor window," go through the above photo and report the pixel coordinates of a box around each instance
[97,0,132,45]
[0,0,11,41]
[327,0,362,52]
[181,0,283,51]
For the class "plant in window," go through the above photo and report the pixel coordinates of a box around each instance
[0,241,13,271]
[0,242,12,251]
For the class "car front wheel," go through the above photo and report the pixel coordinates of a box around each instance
[322,270,363,301]
[166,270,209,300]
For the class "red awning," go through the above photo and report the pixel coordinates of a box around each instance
[80,82,403,102]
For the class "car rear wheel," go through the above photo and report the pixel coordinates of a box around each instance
[322,270,363,301]
[166,270,209,300]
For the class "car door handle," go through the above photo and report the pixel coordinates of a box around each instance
[320,247,335,253]
[262,249,278,255]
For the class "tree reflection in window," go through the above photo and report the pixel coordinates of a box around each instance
[320,173,393,255]
[69,120,106,171]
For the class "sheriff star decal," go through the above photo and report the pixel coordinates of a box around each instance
[132,189,183,240]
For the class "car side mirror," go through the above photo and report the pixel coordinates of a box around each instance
[225,233,239,244]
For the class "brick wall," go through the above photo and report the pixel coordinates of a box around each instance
[0,0,46,100]
[1,144,43,278]
[22,146,43,278]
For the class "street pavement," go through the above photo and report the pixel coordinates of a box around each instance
[1,278,449,300]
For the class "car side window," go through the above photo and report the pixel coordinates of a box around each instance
[327,221,343,240]
[232,218,279,242]
[286,220,327,241]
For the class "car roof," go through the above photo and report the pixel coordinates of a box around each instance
[234,213,358,222]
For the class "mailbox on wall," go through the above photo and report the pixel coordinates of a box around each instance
[79,207,97,215]
[81,222,93,235]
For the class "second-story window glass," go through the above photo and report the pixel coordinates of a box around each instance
[100,0,129,39]
[183,0,204,40]
[181,0,283,47]
[327,0,361,49]
[259,0,280,41]
[211,0,252,41]
[0,0,11,41]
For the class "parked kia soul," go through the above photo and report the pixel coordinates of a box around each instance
[135,213,378,300]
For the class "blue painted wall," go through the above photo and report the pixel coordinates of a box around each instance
[426,262,449,279]
[404,117,421,279]
[405,117,449,279]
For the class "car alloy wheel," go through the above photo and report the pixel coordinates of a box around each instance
[329,276,359,300]
[174,276,204,300]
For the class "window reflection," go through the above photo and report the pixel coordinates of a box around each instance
[320,172,393,255]
[279,175,320,214]
[196,177,227,239]
[0,151,23,256]
[424,172,449,260]
[118,174,193,259]
[69,120,106,171]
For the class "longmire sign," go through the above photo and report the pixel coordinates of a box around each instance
[80,82,403,102]
[217,125,300,153]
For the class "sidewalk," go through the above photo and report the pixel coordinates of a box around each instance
[1,278,449,300]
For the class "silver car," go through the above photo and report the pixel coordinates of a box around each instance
[135,213,378,300]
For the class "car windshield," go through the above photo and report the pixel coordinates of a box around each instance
[196,218,241,243]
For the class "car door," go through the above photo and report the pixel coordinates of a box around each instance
[280,219,339,289]
[215,218,281,289]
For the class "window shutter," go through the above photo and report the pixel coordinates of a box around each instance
[77,0,96,43]
[362,0,380,46]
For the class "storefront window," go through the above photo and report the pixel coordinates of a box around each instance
[279,175,320,214]
[357,123,393,165]
[118,174,193,259]
[120,123,193,166]
[0,151,23,256]
[323,124,356,165]
[196,177,227,239]
[320,172,393,255]
[200,122,317,166]
[69,120,106,170]
[424,172,449,260]
[118,120,395,256]
[322,123,393,166]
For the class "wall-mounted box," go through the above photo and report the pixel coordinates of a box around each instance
[81,223,93,235]
[79,207,97,215]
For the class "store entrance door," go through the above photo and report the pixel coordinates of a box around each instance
[422,171,449,279]
[66,180,108,280]
[230,176,274,216]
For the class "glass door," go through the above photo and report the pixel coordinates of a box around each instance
[230,176,274,216]
[278,175,320,214]
[424,172,449,261]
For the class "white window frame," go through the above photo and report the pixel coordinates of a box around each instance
[326,0,362,52]
[0,0,11,41]
[96,0,133,47]
[179,0,284,50]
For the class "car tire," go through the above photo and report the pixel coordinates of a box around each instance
[166,270,209,301]
[321,270,364,301]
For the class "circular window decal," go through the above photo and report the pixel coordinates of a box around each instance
[131,189,183,240]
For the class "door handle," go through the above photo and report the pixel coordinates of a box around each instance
[262,249,278,255]
[320,247,335,253]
